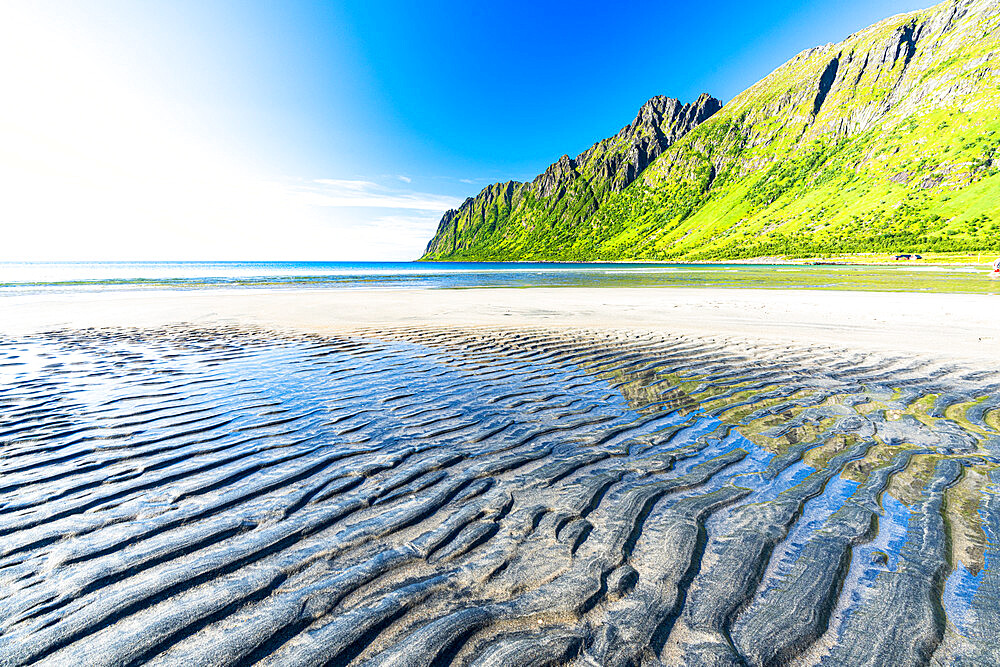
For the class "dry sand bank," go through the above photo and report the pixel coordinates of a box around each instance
[2,287,999,364]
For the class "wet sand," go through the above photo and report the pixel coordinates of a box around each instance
[1,288,999,664]
[3,286,1000,363]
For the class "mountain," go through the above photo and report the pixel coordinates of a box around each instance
[423,0,1000,261]
[422,94,722,258]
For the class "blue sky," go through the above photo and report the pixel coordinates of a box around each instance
[1,0,927,260]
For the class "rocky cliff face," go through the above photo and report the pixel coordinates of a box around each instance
[423,95,721,258]
[424,0,1000,260]
[573,94,722,194]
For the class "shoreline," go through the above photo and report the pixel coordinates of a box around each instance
[3,286,999,365]
[417,255,1000,268]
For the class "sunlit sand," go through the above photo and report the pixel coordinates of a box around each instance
[1,286,999,663]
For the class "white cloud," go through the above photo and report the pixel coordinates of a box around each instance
[397,175,412,183]
[324,213,443,260]
[290,180,462,212]
[459,178,476,184]
[314,179,380,191]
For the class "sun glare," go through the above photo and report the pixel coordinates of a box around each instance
[0,3,448,261]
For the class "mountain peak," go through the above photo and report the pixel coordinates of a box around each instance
[424,0,1000,261]
[423,94,721,258]
[572,94,722,193]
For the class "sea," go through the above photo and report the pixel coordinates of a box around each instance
[0,260,998,294]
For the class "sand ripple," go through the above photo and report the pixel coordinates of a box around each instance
[0,326,998,665]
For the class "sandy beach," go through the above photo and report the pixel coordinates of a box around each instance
[4,286,999,364]
[2,287,999,664]
[7,0,1000,660]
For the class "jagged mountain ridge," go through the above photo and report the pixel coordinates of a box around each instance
[423,94,721,258]
[424,0,1000,260]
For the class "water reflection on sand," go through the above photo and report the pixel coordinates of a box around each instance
[0,325,997,664]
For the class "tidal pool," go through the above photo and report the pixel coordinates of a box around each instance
[0,326,997,665]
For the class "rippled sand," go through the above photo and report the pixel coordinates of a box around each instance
[1,323,998,665]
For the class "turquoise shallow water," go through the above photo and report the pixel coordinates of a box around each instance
[1,261,999,294]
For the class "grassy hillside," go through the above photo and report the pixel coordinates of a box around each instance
[422,95,721,258]
[423,0,1000,261]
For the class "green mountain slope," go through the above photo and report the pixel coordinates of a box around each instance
[422,94,721,258]
[423,0,1000,261]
